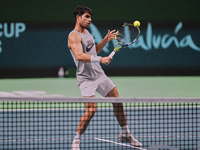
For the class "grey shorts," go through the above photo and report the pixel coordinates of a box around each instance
[79,74,116,97]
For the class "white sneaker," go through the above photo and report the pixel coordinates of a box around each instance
[118,132,142,147]
[71,138,80,150]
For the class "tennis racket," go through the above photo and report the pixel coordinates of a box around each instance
[108,22,140,58]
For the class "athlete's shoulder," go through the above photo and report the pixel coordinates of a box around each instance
[68,31,82,43]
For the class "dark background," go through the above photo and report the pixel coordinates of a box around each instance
[0,0,200,78]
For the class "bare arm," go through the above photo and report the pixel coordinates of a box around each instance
[68,32,112,65]
[96,30,116,54]
[68,32,91,62]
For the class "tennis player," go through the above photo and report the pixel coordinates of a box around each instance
[68,5,142,150]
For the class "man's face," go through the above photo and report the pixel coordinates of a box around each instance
[77,12,92,29]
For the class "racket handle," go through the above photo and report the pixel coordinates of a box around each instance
[108,51,115,58]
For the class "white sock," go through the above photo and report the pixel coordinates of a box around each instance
[121,125,130,134]
[74,132,82,140]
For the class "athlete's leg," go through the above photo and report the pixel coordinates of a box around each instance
[106,87,142,147]
[77,96,97,134]
[105,87,127,127]
[71,96,97,150]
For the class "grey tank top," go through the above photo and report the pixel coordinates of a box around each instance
[68,30,105,86]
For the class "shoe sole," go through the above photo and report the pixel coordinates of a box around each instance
[118,137,142,147]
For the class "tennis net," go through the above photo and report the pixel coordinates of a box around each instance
[0,97,200,150]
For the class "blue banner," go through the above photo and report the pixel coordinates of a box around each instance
[0,22,200,70]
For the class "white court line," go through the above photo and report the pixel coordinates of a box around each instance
[94,138,147,150]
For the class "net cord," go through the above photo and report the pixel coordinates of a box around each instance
[0,96,199,103]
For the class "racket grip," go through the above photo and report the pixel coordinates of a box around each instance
[108,51,115,58]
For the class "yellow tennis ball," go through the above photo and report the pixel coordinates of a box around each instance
[134,21,140,27]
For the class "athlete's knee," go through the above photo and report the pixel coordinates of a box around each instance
[88,109,96,118]
[85,103,97,117]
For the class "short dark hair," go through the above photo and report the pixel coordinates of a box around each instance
[73,5,93,20]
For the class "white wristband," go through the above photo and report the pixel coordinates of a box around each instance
[91,55,101,63]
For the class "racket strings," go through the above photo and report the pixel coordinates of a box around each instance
[116,25,139,46]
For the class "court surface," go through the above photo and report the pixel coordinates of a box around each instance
[0,77,200,149]
[0,76,200,98]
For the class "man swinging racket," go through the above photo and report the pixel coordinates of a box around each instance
[68,5,142,150]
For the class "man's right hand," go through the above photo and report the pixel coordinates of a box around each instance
[100,57,113,65]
